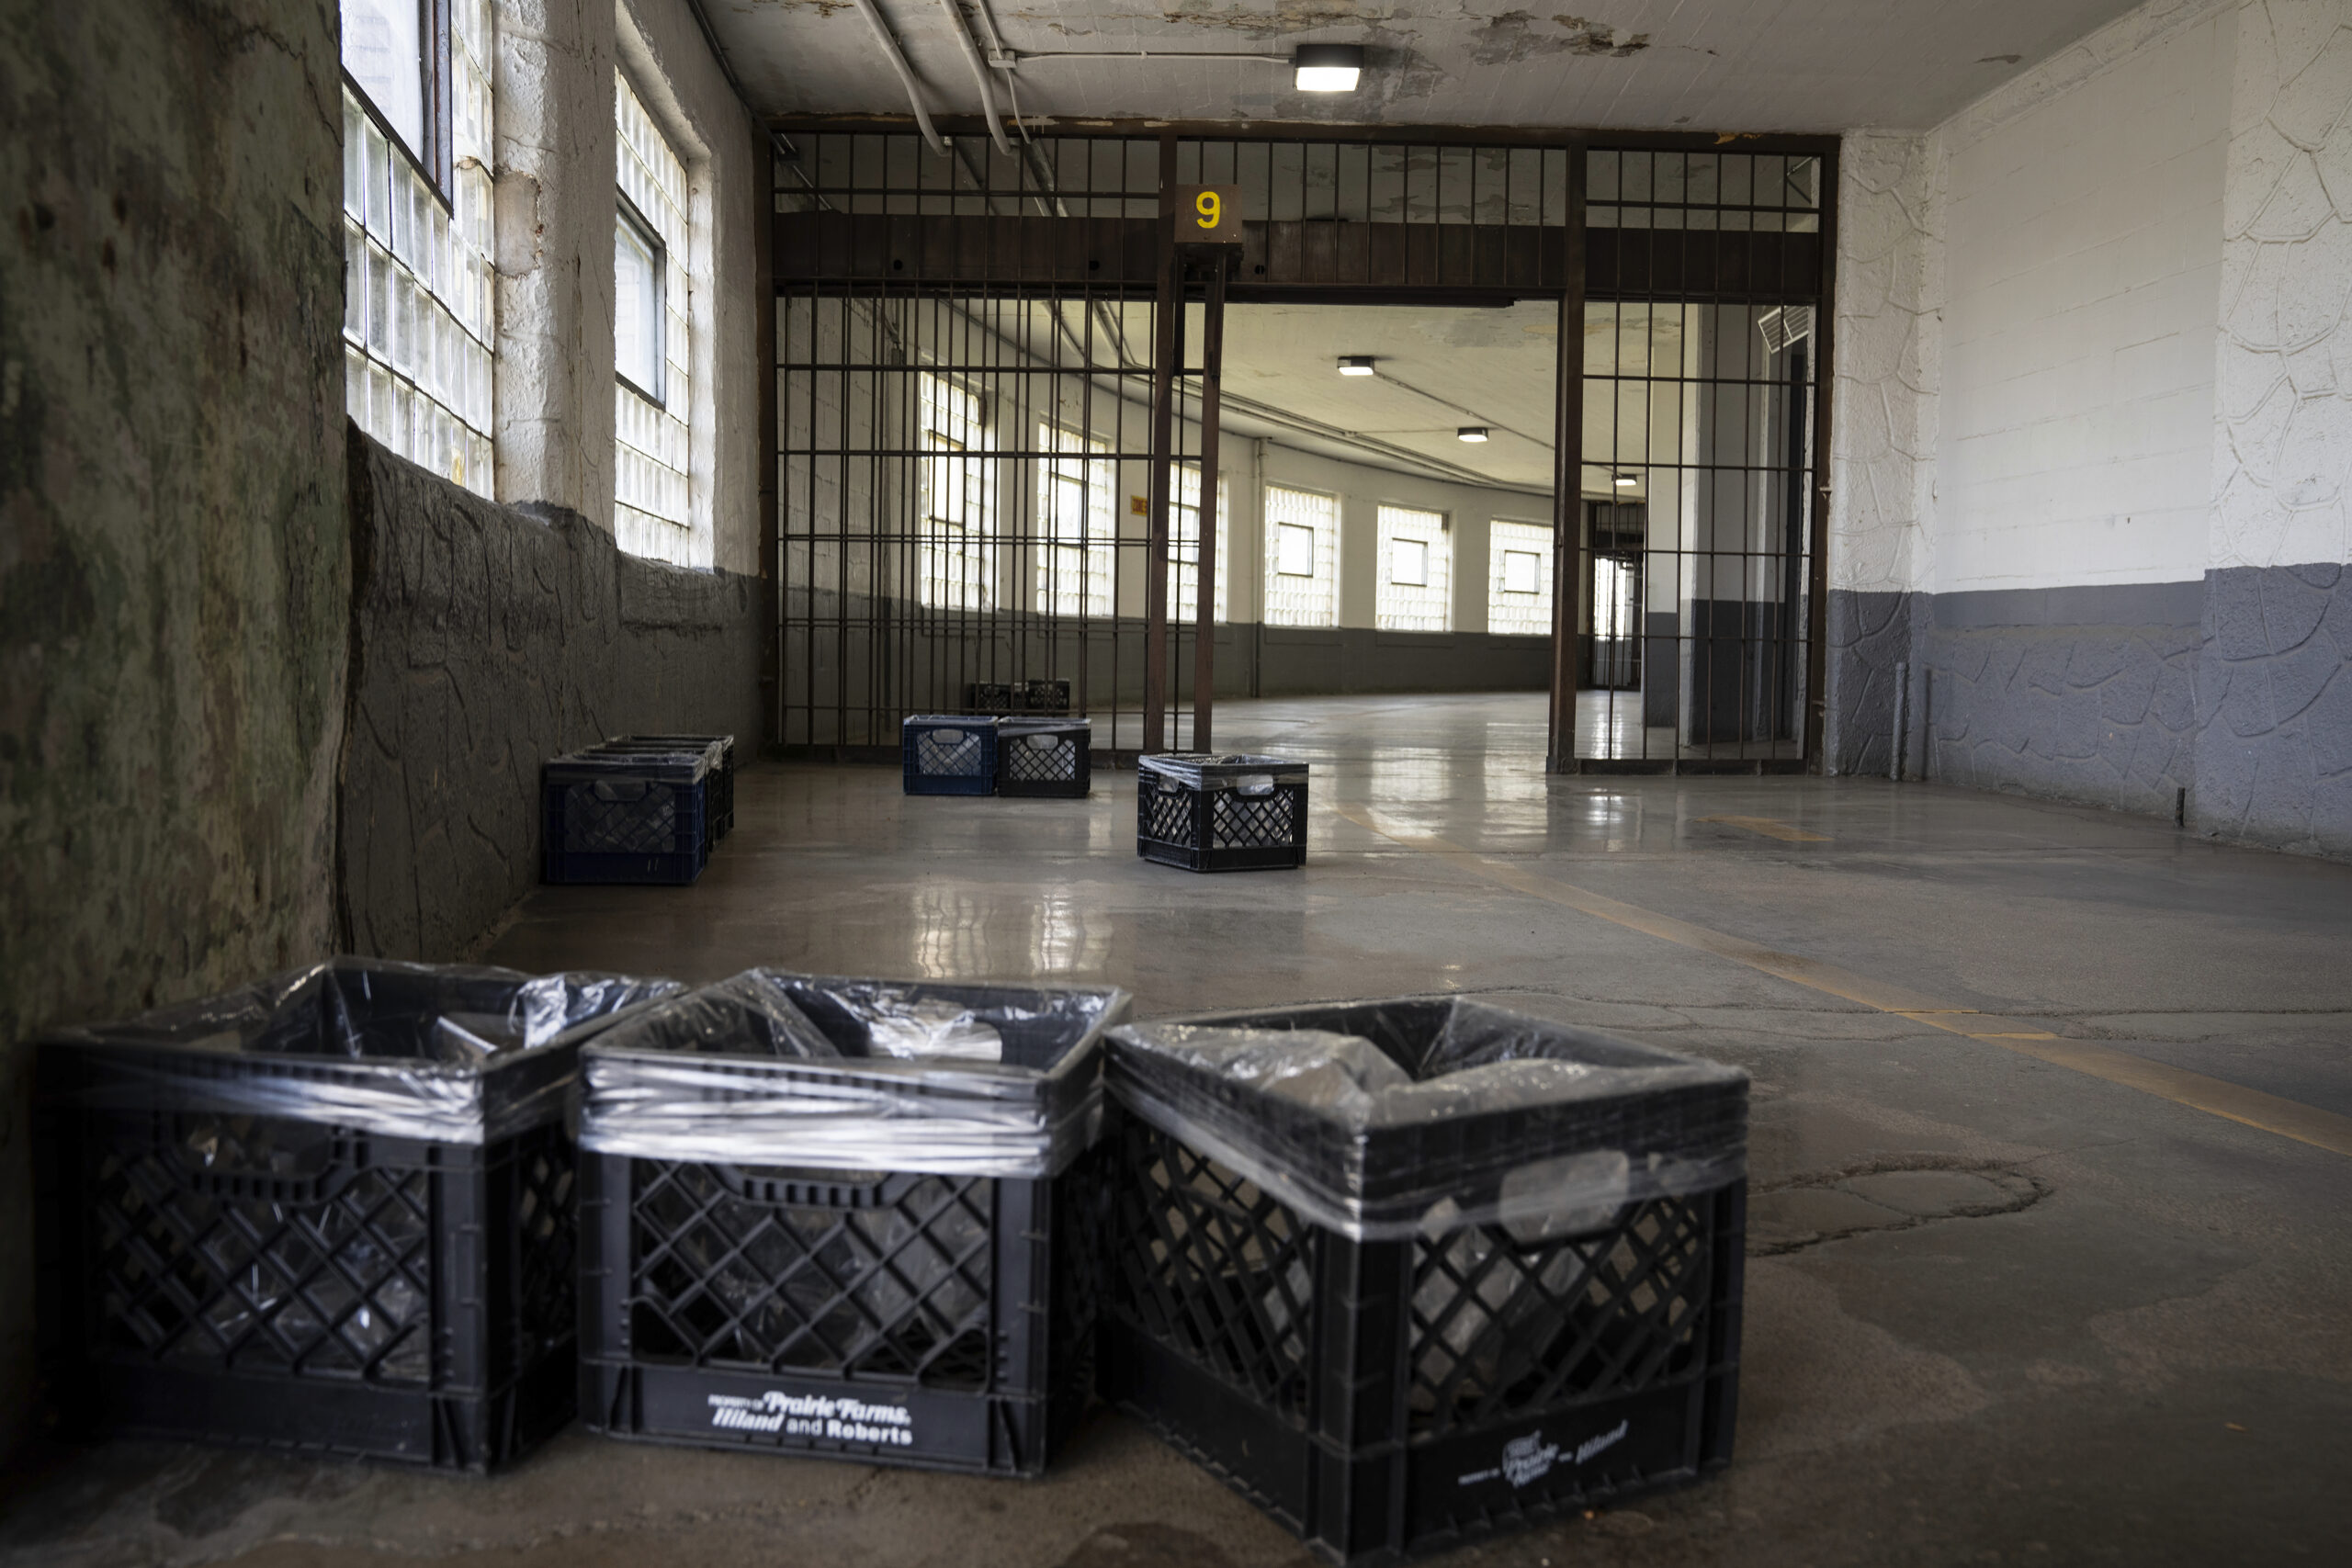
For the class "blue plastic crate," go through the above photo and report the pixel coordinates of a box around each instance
[903,716,999,795]
[608,735,734,840]
[543,751,709,884]
[588,737,734,847]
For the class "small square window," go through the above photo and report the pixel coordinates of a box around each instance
[1391,538,1429,587]
[615,204,664,403]
[1275,522,1317,578]
[1502,548,1542,595]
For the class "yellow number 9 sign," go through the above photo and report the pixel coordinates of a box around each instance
[1174,185,1239,244]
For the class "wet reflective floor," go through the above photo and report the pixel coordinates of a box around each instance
[8,693,2351,1567]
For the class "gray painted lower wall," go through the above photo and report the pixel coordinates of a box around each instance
[1825,590,1914,776]
[1919,582,2200,820]
[341,430,763,959]
[777,586,1548,746]
[1825,571,2352,857]
[2196,563,2352,858]
[1252,627,1551,698]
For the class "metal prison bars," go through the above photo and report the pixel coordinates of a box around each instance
[1575,149,1826,769]
[770,130,1828,770]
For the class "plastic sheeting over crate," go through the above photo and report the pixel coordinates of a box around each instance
[1106,997,1747,1242]
[577,970,1131,1178]
[40,956,681,1144]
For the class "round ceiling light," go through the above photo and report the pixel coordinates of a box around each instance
[1337,356,1376,377]
[1458,426,1490,444]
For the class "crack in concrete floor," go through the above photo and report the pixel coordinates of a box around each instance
[1747,1154,2052,1256]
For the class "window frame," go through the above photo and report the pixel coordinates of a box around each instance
[1262,482,1340,628]
[1499,547,1544,596]
[917,370,997,611]
[1273,522,1317,578]
[1168,466,1229,625]
[1487,518,1556,636]
[1374,502,1453,632]
[1035,420,1115,617]
[340,0,457,208]
[614,192,668,409]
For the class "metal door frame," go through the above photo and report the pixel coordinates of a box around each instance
[763,121,1838,773]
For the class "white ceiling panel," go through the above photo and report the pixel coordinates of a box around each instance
[705,0,2146,134]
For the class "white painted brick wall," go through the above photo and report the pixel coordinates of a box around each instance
[1830,0,2352,597]
[2211,0,2352,570]
[1935,3,2234,592]
[1830,130,1940,596]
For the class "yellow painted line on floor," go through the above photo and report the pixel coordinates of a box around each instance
[1696,814,1833,842]
[1330,801,2352,1159]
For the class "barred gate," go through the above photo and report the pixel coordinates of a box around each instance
[767,126,1832,772]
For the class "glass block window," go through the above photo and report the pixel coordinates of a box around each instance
[340,0,424,152]
[1487,519,1555,636]
[1170,466,1229,625]
[615,70,696,566]
[1263,485,1338,628]
[920,373,995,610]
[1037,423,1114,616]
[340,1,495,497]
[1377,505,1451,631]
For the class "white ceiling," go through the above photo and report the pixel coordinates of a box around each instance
[978,299,1562,490]
[706,0,2144,134]
[980,299,1698,491]
[1215,301,1559,490]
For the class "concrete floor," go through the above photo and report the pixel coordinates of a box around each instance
[7,692,2352,1566]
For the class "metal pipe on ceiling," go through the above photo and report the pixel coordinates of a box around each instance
[966,0,1012,62]
[935,0,1012,155]
[988,52,1289,67]
[848,0,944,153]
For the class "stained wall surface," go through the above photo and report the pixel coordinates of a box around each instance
[0,0,349,1454]
[341,434,763,961]
[0,0,771,1461]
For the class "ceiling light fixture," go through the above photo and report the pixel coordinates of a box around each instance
[1458,426,1490,444]
[1295,43,1364,93]
[1613,472,1640,488]
[1338,355,1377,377]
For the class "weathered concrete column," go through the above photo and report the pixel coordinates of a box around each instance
[493,0,620,528]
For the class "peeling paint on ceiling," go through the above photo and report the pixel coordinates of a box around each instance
[708,0,2145,133]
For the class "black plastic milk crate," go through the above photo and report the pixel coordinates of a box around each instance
[998,719,1091,798]
[1019,679,1071,714]
[1136,753,1308,872]
[967,682,1016,716]
[33,959,676,1472]
[606,735,735,841]
[903,716,999,795]
[581,1152,1110,1478]
[1099,998,1749,1566]
[543,750,709,885]
[576,973,1131,1476]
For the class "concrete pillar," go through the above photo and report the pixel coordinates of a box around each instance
[493,0,619,527]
